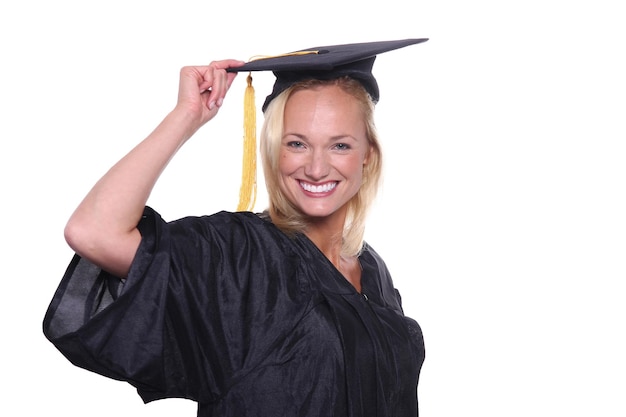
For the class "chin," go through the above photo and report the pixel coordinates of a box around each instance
[299,201,347,219]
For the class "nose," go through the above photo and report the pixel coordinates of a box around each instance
[304,149,330,180]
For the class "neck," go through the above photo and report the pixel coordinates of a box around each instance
[304,212,345,267]
[304,212,362,292]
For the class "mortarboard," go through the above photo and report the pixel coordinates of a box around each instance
[228,38,429,111]
[227,38,429,211]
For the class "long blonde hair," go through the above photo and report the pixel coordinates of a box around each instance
[260,77,383,257]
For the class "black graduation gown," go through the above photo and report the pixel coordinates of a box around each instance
[43,207,425,417]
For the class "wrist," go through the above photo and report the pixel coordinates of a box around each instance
[165,106,204,142]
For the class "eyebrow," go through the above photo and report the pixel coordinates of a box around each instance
[282,132,359,142]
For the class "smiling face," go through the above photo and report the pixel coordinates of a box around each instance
[278,84,372,220]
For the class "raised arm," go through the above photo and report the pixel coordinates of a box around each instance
[64,60,244,278]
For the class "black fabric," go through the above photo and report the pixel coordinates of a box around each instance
[43,207,425,417]
[261,56,379,112]
[227,38,429,110]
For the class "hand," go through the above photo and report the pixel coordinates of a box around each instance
[175,59,245,127]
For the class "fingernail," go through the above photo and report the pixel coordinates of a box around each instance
[217,98,224,107]
[209,101,216,110]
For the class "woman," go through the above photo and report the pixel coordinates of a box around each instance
[44,39,427,416]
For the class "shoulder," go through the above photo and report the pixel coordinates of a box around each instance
[136,207,311,295]
[173,210,271,231]
[143,208,286,247]
[360,242,405,312]
[359,242,388,272]
[136,207,298,271]
[141,207,303,274]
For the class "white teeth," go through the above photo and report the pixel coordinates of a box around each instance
[300,181,337,193]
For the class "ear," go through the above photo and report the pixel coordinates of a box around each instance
[363,144,373,165]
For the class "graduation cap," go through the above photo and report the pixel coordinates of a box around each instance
[227,38,429,211]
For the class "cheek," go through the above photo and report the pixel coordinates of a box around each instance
[345,156,367,179]
[277,151,290,173]
[278,151,300,178]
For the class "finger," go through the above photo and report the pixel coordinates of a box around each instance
[195,67,216,93]
[212,59,246,71]
[212,59,245,91]
[195,59,245,110]
[204,64,226,110]
[209,61,241,108]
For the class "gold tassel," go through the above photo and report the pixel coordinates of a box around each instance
[237,73,257,212]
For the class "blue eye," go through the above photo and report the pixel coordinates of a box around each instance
[334,143,350,150]
[287,141,304,148]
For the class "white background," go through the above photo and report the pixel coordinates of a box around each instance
[1,1,624,416]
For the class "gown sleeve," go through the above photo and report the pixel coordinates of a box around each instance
[43,207,308,404]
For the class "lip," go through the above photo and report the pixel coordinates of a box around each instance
[299,180,338,196]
